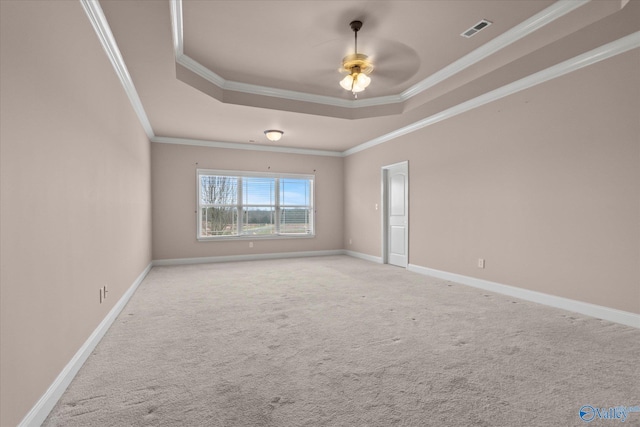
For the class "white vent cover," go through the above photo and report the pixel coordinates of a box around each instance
[461,19,492,38]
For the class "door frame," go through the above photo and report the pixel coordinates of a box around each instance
[381,161,409,266]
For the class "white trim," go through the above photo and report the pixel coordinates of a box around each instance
[195,169,316,240]
[88,0,637,161]
[381,169,389,265]
[80,0,154,139]
[177,54,227,88]
[88,0,637,160]
[223,80,403,109]
[381,161,409,268]
[196,233,316,243]
[170,0,183,57]
[170,0,398,109]
[344,32,640,156]
[154,250,387,267]
[18,262,153,427]
[152,250,345,266]
[344,250,383,264]
[197,168,315,180]
[170,0,590,109]
[177,54,401,109]
[151,136,344,157]
[407,264,640,329]
[401,0,589,98]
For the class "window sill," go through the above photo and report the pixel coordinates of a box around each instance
[197,234,315,242]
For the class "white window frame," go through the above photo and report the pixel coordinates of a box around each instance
[196,169,315,241]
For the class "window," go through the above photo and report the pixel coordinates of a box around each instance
[197,169,314,240]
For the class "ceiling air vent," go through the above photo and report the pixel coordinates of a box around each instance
[461,19,492,38]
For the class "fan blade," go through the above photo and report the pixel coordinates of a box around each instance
[365,39,420,85]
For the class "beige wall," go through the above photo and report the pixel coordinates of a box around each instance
[0,2,152,426]
[345,49,640,314]
[1,1,638,425]
[151,144,344,260]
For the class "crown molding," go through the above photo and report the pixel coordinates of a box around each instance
[344,32,640,156]
[87,0,635,159]
[154,32,640,158]
[151,136,344,157]
[221,79,404,109]
[171,0,591,109]
[80,0,154,139]
[170,0,400,109]
[169,0,183,56]
[400,0,590,98]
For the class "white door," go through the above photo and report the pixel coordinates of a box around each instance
[385,162,408,267]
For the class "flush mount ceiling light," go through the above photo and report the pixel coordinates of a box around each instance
[339,20,373,98]
[264,129,284,142]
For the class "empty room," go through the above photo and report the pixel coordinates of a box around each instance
[1,0,639,426]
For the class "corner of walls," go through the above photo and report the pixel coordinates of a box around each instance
[408,264,640,329]
[151,143,345,261]
[0,2,153,425]
[152,250,346,266]
[343,250,383,264]
[17,264,153,427]
[342,49,640,317]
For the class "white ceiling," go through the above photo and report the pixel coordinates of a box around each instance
[96,0,640,154]
[181,1,552,97]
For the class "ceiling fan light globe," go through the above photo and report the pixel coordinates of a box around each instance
[350,73,370,93]
[340,74,354,90]
[356,73,371,88]
[351,82,366,93]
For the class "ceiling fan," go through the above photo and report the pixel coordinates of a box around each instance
[339,20,374,98]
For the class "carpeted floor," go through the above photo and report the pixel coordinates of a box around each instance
[43,256,639,426]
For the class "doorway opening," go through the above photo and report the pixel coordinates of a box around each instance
[381,161,409,267]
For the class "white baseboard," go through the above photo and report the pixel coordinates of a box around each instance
[20,257,636,426]
[408,264,640,329]
[152,249,346,266]
[18,262,153,427]
[343,250,383,264]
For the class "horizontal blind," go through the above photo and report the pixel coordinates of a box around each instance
[197,170,314,239]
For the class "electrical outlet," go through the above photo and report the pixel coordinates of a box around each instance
[349,238,353,245]
[478,258,485,269]
[249,242,253,248]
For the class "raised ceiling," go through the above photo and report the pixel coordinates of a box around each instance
[181,1,552,98]
[97,0,640,154]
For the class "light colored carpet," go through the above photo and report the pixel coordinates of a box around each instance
[43,256,639,426]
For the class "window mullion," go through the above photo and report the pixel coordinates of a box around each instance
[197,170,314,239]
[238,176,243,235]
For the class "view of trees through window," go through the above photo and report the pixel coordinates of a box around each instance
[200,175,238,236]
[198,171,313,238]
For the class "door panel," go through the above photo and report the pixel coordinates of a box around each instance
[390,226,406,255]
[390,174,405,216]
